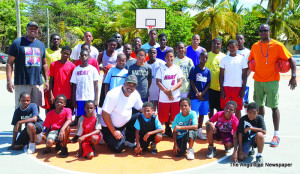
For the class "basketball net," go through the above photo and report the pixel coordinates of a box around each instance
[147,26,154,29]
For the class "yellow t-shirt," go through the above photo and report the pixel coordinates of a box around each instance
[46,48,61,70]
[206,51,226,91]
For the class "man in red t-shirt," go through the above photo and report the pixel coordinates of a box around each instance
[49,46,76,110]
[248,24,297,147]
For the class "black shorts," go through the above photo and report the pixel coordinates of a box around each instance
[99,83,106,107]
[139,133,162,150]
[15,122,44,145]
[208,89,222,111]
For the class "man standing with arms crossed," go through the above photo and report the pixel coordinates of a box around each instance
[248,24,297,147]
[6,21,49,109]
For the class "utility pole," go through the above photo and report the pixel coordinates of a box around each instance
[15,0,21,38]
[47,8,50,48]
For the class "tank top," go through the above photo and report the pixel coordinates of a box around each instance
[102,50,117,67]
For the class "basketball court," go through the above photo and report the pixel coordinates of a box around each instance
[1,68,300,174]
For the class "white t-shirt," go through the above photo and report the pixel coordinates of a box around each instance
[141,42,160,53]
[70,44,99,60]
[145,59,166,101]
[101,86,143,128]
[156,64,183,103]
[70,65,100,101]
[219,54,248,87]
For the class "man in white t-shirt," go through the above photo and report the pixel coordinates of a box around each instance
[141,30,160,53]
[101,75,143,153]
[219,40,248,119]
[70,31,99,63]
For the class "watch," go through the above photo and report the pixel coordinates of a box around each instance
[292,73,296,77]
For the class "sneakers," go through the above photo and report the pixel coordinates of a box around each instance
[224,146,230,153]
[59,147,69,158]
[270,135,280,147]
[36,133,42,144]
[27,143,36,154]
[207,145,216,158]
[125,141,136,148]
[165,128,173,137]
[186,148,195,160]
[55,142,62,151]
[197,130,207,140]
[150,142,157,154]
[254,155,263,166]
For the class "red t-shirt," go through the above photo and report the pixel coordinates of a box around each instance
[210,111,239,133]
[48,61,76,99]
[43,108,72,131]
[75,58,100,75]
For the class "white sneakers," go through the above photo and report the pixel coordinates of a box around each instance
[186,148,195,160]
[27,143,36,154]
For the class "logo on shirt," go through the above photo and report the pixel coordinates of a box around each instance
[196,73,207,82]
[164,74,177,80]
[77,70,90,75]
[25,47,41,67]
[132,70,148,76]
[21,113,32,120]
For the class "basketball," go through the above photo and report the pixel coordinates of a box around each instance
[249,59,255,72]
[104,64,116,74]
[275,59,290,73]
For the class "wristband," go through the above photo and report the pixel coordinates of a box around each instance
[7,81,12,85]
[292,73,296,77]
[171,89,174,93]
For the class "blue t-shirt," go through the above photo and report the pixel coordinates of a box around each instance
[171,110,198,139]
[104,67,128,90]
[186,45,204,66]
[134,113,163,130]
[156,46,172,61]
[11,103,44,126]
[8,37,46,85]
[188,66,211,101]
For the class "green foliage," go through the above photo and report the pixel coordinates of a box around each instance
[0,0,29,52]
[239,14,261,48]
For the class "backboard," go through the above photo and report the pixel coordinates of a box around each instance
[136,9,166,29]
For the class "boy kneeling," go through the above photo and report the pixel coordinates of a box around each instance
[43,95,72,157]
[238,102,266,165]
[134,102,163,155]
[172,98,198,160]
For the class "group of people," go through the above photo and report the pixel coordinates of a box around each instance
[6,21,297,164]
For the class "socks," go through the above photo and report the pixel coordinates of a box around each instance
[274,131,279,136]
[256,153,262,157]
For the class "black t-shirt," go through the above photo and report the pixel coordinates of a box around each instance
[238,115,266,142]
[11,103,44,126]
[8,37,46,85]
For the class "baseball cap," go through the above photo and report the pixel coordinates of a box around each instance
[27,21,39,28]
[125,75,138,85]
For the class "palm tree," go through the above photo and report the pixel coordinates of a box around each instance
[112,0,150,43]
[252,0,300,45]
[193,0,242,42]
[229,0,245,14]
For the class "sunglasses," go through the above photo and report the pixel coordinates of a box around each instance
[259,30,269,33]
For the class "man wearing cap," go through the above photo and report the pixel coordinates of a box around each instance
[70,31,99,63]
[6,21,48,109]
[101,75,143,153]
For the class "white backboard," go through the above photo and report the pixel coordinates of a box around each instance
[136,9,166,29]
